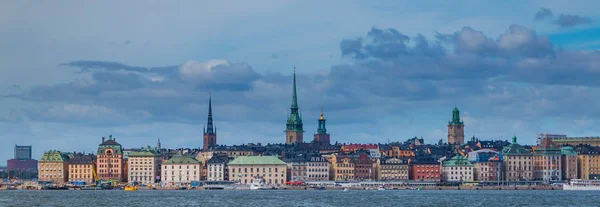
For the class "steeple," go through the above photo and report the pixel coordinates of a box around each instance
[291,65,298,110]
[285,65,304,144]
[317,106,327,134]
[206,92,214,134]
[449,106,463,126]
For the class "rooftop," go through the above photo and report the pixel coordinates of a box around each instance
[228,156,286,165]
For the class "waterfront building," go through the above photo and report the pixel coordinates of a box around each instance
[206,155,229,181]
[285,66,304,144]
[203,93,218,150]
[228,156,287,185]
[378,157,409,181]
[313,108,330,145]
[441,155,473,182]
[501,135,533,181]
[162,154,202,186]
[354,153,377,180]
[560,146,578,180]
[468,149,502,181]
[285,154,309,182]
[7,145,37,176]
[128,147,162,185]
[533,135,562,182]
[330,154,354,181]
[307,155,329,181]
[447,107,465,145]
[574,145,600,180]
[38,150,70,183]
[68,153,96,184]
[550,136,600,147]
[97,135,124,182]
[410,156,441,181]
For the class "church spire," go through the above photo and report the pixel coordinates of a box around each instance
[317,106,327,134]
[291,65,298,109]
[206,93,215,134]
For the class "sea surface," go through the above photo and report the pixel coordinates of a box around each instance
[0,190,598,207]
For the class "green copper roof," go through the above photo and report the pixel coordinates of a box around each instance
[228,156,286,165]
[129,149,160,157]
[443,155,473,167]
[448,106,464,126]
[285,66,304,133]
[97,135,123,155]
[40,150,69,162]
[560,146,577,155]
[501,135,532,156]
[163,154,201,164]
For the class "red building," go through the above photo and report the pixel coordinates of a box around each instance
[7,159,38,172]
[354,153,376,180]
[409,157,441,181]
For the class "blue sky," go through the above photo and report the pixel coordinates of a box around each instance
[1,0,599,162]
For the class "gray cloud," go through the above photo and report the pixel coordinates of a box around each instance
[534,8,553,20]
[553,14,593,28]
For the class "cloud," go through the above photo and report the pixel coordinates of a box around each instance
[553,14,593,28]
[534,8,553,20]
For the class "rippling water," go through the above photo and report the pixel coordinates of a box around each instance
[0,190,598,207]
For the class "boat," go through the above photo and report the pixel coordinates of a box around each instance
[563,179,600,190]
[249,178,267,190]
[203,186,225,190]
[343,188,349,191]
[378,186,386,191]
[124,186,138,191]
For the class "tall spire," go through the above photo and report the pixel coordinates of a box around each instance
[317,106,327,134]
[449,106,463,126]
[206,93,214,134]
[291,64,298,109]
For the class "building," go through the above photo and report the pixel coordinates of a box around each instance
[307,155,329,181]
[533,135,562,182]
[441,155,473,182]
[228,156,287,185]
[354,153,376,180]
[203,93,217,150]
[206,155,229,181]
[68,153,96,184]
[574,145,600,180]
[313,108,330,145]
[550,136,600,147]
[285,66,304,144]
[341,144,378,153]
[38,150,70,183]
[162,154,202,186]
[410,156,441,181]
[128,147,162,185]
[330,154,354,181]
[378,157,409,181]
[501,135,533,181]
[384,145,415,158]
[447,107,465,145]
[97,135,124,182]
[14,145,32,160]
[560,146,578,180]
[537,133,566,146]
[285,154,309,182]
[468,150,502,182]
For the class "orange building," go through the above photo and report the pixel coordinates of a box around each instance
[341,144,378,153]
[97,135,124,182]
[409,157,441,181]
[384,145,415,158]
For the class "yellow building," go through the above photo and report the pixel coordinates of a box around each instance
[68,153,96,184]
[577,153,600,180]
[330,154,354,181]
[38,150,70,183]
[228,156,287,185]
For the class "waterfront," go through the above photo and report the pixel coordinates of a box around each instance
[0,190,598,207]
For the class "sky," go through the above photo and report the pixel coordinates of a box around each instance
[1,0,599,162]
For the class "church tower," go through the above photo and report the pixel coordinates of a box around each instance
[285,65,304,144]
[313,107,330,145]
[203,93,217,150]
[447,106,465,145]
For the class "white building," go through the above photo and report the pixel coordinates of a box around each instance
[206,156,228,181]
[128,148,161,185]
[162,154,202,186]
[441,155,473,182]
[307,155,329,181]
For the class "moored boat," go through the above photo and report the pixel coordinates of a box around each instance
[249,178,267,190]
[124,186,138,191]
[563,179,600,190]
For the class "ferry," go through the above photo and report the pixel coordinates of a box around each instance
[378,186,386,191]
[563,179,600,190]
[124,186,138,191]
[249,178,267,190]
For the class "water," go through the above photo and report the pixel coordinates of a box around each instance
[0,190,598,207]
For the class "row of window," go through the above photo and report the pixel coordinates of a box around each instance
[231,167,280,173]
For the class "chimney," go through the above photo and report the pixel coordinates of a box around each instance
[102,137,105,143]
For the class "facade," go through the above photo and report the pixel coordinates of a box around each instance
[313,109,330,145]
[287,155,309,182]
[533,136,562,182]
[537,133,566,146]
[97,135,124,182]
[68,153,96,184]
[38,150,70,183]
[307,155,329,181]
[549,136,600,147]
[341,144,378,153]
[162,154,202,186]
[410,157,441,181]
[501,135,534,181]
[7,159,38,173]
[560,146,578,180]
[378,157,409,181]
[468,149,503,181]
[15,145,32,160]
[441,155,473,182]
[228,156,287,185]
[285,67,304,144]
[203,94,217,150]
[330,154,355,181]
[384,145,415,158]
[206,155,228,181]
[575,145,600,180]
[128,148,161,185]
[354,153,376,180]
[447,107,465,145]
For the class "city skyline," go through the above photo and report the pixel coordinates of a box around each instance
[2,1,600,162]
